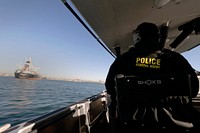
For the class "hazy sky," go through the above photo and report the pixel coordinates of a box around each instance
[0,0,114,82]
[0,0,199,82]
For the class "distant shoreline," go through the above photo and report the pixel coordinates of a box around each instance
[0,75,105,84]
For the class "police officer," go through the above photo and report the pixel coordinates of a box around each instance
[105,22,199,132]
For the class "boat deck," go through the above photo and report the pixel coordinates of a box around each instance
[2,91,200,133]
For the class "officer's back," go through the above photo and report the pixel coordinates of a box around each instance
[105,22,199,132]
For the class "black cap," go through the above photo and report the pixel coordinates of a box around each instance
[136,22,159,41]
[133,22,161,55]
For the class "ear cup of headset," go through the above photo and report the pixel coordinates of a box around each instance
[133,30,141,46]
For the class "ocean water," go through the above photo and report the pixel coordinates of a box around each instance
[0,76,105,127]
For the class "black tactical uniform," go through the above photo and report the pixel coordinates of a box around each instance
[105,22,199,132]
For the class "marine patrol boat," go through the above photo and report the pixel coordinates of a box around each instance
[1,0,200,132]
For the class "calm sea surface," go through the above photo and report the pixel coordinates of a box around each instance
[0,76,105,127]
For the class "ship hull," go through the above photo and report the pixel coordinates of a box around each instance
[14,71,40,80]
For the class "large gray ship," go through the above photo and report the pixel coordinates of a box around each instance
[14,58,41,80]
